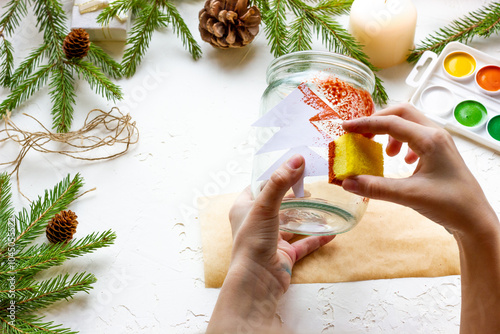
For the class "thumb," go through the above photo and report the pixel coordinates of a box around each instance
[254,154,305,216]
[342,175,413,206]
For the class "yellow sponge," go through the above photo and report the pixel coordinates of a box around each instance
[329,133,384,185]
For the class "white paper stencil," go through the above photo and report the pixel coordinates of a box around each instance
[253,83,339,197]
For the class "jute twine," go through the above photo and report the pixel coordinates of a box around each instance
[0,107,139,200]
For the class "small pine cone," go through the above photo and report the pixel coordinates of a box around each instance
[63,29,91,59]
[46,210,78,244]
[199,0,261,49]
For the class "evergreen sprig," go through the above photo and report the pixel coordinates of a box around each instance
[252,0,388,105]
[0,1,123,133]
[0,172,116,334]
[408,2,500,63]
[98,0,202,78]
[0,0,28,36]
[0,37,14,87]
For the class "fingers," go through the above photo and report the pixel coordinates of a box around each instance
[254,154,305,217]
[405,148,419,164]
[344,104,442,159]
[373,103,438,128]
[290,235,336,263]
[342,175,415,206]
[386,135,403,157]
[343,115,440,157]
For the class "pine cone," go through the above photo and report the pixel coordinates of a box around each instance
[199,0,261,49]
[63,29,91,59]
[46,210,78,244]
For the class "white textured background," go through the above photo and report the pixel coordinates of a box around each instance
[1,0,499,333]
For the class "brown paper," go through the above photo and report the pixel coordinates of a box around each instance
[200,183,460,288]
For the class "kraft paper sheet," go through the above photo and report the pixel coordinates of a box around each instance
[200,182,460,288]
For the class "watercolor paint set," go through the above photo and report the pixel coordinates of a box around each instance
[406,42,500,153]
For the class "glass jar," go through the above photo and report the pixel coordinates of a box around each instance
[251,51,376,235]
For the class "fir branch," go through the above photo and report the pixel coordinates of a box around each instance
[373,76,388,108]
[15,273,96,314]
[0,38,14,88]
[69,60,123,101]
[2,315,77,334]
[408,2,500,63]
[8,43,50,89]
[96,0,139,26]
[17,230,116,263]
[0,64,54,117]
[10,174,83,252]
[0,174,14,248]
[0,0,29,36]
[86,43,122,80]
[0,174,115,333]
[162,1,202,61]
[120,4,164,77]
[49,63,76,133]
[1,254,66,278]
[262,0,289,57]
[308,0,353,15]
[479,3,500,37]
[1,231,115,278]
[289,14,313,52]
[251,0,270,13]
[31,0,67,46]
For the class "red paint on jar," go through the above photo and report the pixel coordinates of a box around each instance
[305,77,375,140]
[300,76,375,186]
[312,76,375,121]
[476,65,500,92]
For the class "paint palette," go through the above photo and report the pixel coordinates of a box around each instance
[406,42,500,152]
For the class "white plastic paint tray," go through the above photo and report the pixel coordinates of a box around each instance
[406,42,500,153]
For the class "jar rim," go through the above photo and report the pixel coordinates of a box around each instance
[266,50,376,93]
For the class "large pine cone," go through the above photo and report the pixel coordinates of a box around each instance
[46,210,78,244]
[63,28,91,59]
[199,0,261,49]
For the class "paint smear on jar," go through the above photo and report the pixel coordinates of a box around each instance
[443,52,476,78]
[476,65,500,92]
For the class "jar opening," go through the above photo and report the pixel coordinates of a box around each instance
[266,51,375,94]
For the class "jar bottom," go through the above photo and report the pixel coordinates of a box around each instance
[279,200,360,236]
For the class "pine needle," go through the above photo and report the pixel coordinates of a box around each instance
[49,63,76,133]
[0,0,29,36]
[408,2,500,63]
[31,0,67,45]
[162,1,202,60]
[0,38,14,87]
[0,174,14,247]
[3,315,77,334]
[16,272,97,313]
[120,4,164,77]
[0,64,54,116]
[9,43,50,89]
[261,0,289,57]
[86,43,123,80]
[69,60,123,101]
[289,14,313,52]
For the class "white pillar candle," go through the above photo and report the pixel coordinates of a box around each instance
[349,0,417,69]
